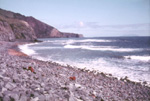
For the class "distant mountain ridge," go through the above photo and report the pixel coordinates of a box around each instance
[0,8,83,41]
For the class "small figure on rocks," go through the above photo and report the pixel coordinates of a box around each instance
[28,66,34,73]
[69,76,76,80]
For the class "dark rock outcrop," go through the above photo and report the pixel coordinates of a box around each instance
[0,8,83,41]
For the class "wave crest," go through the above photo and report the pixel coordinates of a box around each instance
[64,45,143,52]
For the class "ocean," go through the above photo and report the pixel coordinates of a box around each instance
[19,37,150,85]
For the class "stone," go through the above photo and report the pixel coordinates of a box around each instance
[5,82,16,90]
[1,87,7,93]
[19,94,27,101]
[31,97,39,101]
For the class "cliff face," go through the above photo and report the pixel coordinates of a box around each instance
[0,14,36,41]
[0,8,83,41]
[60,32,83,38]
[0,16,15,41]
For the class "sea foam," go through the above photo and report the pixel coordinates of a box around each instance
[125,55,150,62]
[64,45,143,52]
[45,39,115,45]
[18,43,38,55]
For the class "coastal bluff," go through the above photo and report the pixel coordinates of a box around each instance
[0,8,83,41]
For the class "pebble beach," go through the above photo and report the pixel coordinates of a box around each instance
[0,41,150,101]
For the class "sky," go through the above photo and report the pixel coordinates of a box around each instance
[0,0,150,37]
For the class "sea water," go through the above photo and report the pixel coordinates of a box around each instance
[19,37,150,85]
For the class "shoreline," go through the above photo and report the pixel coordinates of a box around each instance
[18,41,150,87]
[0,41,150,100]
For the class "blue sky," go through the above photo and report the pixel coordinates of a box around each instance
[0,0,150,37]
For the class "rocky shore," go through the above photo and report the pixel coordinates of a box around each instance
[0,41,150,101]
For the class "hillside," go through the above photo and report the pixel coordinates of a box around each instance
[0,8,83,41]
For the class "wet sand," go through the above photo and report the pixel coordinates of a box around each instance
[0,41,150,101]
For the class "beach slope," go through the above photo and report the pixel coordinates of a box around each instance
[0,41,150,101]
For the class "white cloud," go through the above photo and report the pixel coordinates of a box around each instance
[79,21,84,27]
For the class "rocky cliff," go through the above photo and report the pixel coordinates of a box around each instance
[0,8,83,41]
[0,10,36,41]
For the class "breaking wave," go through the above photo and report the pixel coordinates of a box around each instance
[43,39,115,45]
[125,55,150,62]
[18,43,38,55]
[64,45,143,52]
